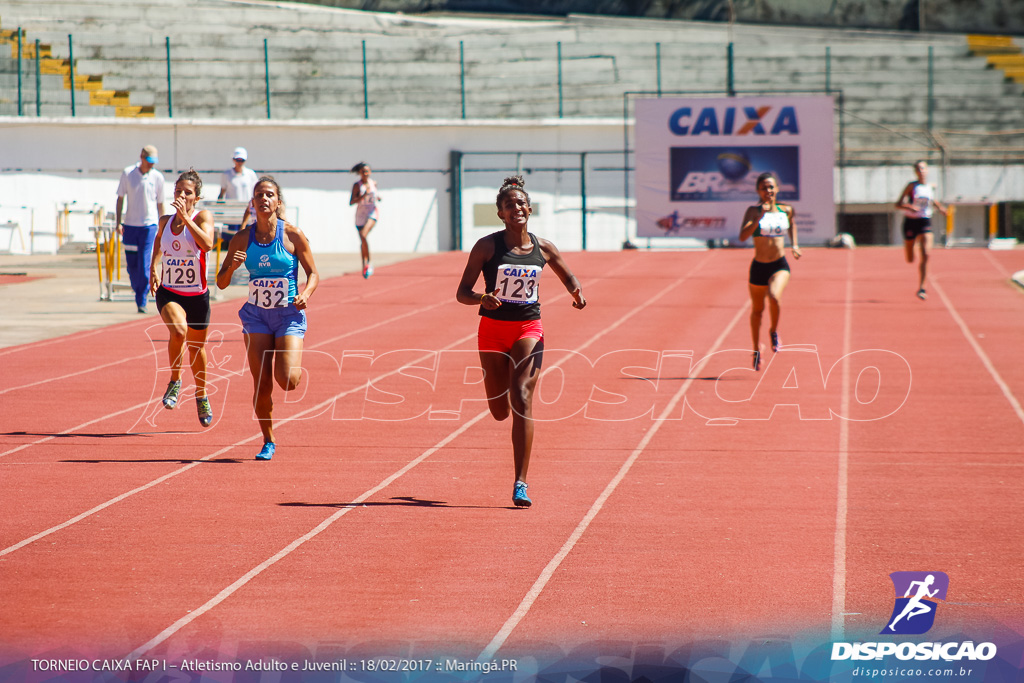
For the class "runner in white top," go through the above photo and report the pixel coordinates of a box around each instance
[219,147,259,245]
[350,162,380,278]
[149,169,216,427]
[896,160,948,300]
[739,172,801,371]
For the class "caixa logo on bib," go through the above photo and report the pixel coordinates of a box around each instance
[883,571,948,634]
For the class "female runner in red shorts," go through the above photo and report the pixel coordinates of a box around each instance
[456,175,586,508]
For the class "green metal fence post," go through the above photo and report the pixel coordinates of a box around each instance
[656,42,662,96]
[264,38,271,119]
[362,39,369,119]
[450,151,463,251]
[927,45,934,133]
[726,42,735,96]
[580,152,588,250]
[17,28,23,116]
[557,41,563,118]
[459,41,466,119]
[35,39,41,116]
[825,46,831,93]
[166,37,173,117]
[68,34,75,116]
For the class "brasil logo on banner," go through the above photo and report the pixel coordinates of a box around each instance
[670,146,799,202]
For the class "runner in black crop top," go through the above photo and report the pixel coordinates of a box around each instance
[456,175,586,508]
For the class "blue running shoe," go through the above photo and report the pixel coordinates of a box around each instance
[256,442,275,461]
[770,331,780,353]
[162,380,182,409]
[512,481,532,508]
[196,396,213,428]
[753,350,761,371]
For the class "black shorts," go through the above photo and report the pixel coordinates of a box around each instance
[748,257,790,287]
[156,287,211,330]
[903,217,932,241]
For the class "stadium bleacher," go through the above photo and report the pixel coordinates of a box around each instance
[1,0,1022,168]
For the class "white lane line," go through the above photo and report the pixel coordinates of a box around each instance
[932,279,1024,426]
[831,249,853,641]
[478,295,749,662]
[125,409,490,661]
[0,332,474,557]
[2,296,450,457]
[982,250,1011,279]
[0,276,429,393]
[0,327,109,357]
[0,443,236,558]
[126,255,715,660]
[0,350,155,396]
[1,257,646,554]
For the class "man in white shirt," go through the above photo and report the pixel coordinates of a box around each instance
[219,147,258,242]
[115,144,165,313]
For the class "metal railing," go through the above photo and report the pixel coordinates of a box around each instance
[2,30,1022,166]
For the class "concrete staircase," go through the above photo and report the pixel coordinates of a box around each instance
[0,0,1021,164]
[0,25,154,116]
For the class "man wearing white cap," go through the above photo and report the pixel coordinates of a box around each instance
[219,147,258,242]
[116,144,165,313]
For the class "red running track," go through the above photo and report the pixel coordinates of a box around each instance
[1,247,1022,667]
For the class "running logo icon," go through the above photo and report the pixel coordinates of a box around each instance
[882,571,949,634]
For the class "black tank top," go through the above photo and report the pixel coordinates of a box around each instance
[480,231,546,321]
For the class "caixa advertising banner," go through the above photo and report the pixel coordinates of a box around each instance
[635,96,835,241]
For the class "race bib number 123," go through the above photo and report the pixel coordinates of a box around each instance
[496,264,540,304]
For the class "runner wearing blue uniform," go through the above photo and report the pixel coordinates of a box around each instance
[739,172,801,371]
[217,177,320,460]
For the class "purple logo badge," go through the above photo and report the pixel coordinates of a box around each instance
[882,571,949,635]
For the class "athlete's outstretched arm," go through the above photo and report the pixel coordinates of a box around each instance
[215,229,248,290]
[895,182,915,211]
[149,216,169,295]
[539,238,586,309]
[175,206,215,253]
[739,205,763,242]
[784,205,802,259]
[287,224,320,310]
[456,237,501,310]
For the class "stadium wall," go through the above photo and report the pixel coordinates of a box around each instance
[294,0,1024,34]
[1,118,1022,253]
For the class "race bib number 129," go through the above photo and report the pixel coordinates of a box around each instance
[248,277,289,309]
[162,257,202,292]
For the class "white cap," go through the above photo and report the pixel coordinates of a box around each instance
[232,147,248,161]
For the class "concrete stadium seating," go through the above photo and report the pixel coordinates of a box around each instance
[1,0,1021,163]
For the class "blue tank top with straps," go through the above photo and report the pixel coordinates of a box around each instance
[245,219,298,307]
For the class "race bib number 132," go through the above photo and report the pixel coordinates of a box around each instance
[248,277,289,309]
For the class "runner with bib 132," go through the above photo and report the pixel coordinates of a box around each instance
[217,176,320,461]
